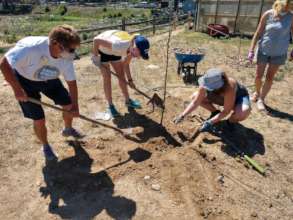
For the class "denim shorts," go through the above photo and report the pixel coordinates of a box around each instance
[235,95,251,107]
[15,71,71,120]
[257,50,287,65]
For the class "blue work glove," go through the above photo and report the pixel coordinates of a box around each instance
[199,120,213,132]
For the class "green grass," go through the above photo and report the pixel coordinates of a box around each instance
[0,6,151,44]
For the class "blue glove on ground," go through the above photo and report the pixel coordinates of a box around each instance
[199,120,213,132]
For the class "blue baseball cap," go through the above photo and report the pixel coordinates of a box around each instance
[135,35,150,60]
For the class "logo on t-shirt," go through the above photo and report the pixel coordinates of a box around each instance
[34,65,60,80]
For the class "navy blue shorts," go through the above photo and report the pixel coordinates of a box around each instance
[15,71,71,120]
[98,50,122,63]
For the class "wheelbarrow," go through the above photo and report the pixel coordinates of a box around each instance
[174,48,205,84]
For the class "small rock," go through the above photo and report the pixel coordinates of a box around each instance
[151,184,161,191]
[216,175,225,184]
[208,196,213,201]
[36,180,42,186]
[235,157,242,163]
[144,175,151,181]
[199,151,207,158]
[201,208,212,218]
[2,81,8,86]
[146,64,159,70]
[251,211,258,218]
[269,203,273,208]
[244,162,250,169]
[211,156,216,161]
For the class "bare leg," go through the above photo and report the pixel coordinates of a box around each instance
[33,118,48,145]
[253,63,267,101]
[229,103,251,123]
[191,92,218,112]
[260,64,280,101]
[111,61,130,102]
[99,63,113,105]
[62,104,73,129]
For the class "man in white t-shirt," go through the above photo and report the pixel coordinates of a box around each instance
[0,25,82,161]
[91,30,150,117]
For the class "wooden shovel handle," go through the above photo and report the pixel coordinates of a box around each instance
[27,97,124,134]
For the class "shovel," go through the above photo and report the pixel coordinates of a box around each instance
[194,114,266,175]
[27,98,143,137]
[99,64,165,111]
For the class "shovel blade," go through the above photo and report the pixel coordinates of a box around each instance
[147,93,165,109]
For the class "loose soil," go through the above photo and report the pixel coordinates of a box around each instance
[0,29,292,220]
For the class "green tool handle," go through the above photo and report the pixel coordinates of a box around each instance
[244,155,266,175]
[194,114,266,175]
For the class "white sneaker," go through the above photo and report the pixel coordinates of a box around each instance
[257,99,266,111]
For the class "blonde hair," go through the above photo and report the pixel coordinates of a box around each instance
[273,0,290,16]
[49,24,80,49]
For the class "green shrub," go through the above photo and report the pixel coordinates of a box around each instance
[45,6,50,13]
[82,33,88,41]
[56,5,67,16]
[103,7,107,12]
[6,34,17,44]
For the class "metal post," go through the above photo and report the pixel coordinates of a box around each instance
[152,16,156,35]
[193,0,197,31]
[215,0,219,24]
[234,0,241,33]
[196,0,201,31]
[121,17,126,31]
[257,0,265,25]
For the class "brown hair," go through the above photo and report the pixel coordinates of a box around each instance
[213,71,229,94]
[49,24,80,49]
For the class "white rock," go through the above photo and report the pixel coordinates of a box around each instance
[146,64,159,70]
[151,184,161,191]
[144,175,151,181]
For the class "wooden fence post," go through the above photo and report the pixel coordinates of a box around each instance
[234,0,241,33]
[152,17,156,35]
[215,0,219,24]
[121,17,126,31]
